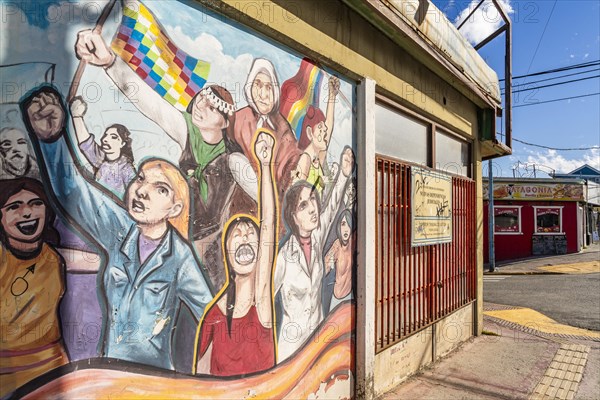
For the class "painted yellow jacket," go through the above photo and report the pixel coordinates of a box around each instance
[0,244,68,397]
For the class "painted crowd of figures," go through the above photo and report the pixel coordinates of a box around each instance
[0,27,356,396]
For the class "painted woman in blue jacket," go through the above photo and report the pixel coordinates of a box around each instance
[21,86,213,371]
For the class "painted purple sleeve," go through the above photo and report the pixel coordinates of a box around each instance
[78,134,105,169]
[121,162,136,191]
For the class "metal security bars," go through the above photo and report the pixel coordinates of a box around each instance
[375,156,477,352]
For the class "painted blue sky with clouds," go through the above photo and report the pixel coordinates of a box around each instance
[9,0,75,28]
[1,0,355,167]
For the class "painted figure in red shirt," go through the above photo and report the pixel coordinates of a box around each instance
[196,130,277,376]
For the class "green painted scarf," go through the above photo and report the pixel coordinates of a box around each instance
[183,112,226,202]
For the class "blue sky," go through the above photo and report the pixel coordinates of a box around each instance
[432,0,600,177]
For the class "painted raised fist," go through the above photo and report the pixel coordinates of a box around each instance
[23,88,66,142]
[340,147,355,177]
[70,96,88,118]
[328,76,340,98]
[255,129,275,166]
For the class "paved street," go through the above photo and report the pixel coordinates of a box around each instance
[484,273,600,331]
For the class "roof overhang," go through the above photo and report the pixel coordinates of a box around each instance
[342,0,501,109]
[343,0,512,159]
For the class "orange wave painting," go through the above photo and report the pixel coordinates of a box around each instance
[22,304,355,400]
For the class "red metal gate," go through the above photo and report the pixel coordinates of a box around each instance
[375,156,476,352]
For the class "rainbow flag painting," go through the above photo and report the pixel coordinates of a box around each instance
[111,0,210,111]
[280,58,326,139]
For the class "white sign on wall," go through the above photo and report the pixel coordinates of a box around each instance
[411,167,453,246]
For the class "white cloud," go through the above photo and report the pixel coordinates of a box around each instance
[525,149,600,174]
[454,0,513,46]
[443,0,456,13]
[164,26,254,107]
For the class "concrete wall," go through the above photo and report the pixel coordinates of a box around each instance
[373,303,475,397]
[435,303,475,358]
[375,327,433,395]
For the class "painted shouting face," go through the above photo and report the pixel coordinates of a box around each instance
[191,92,229,132]
[187,86,235,148]
[1,189,46,246]
[310,121,329,151]
[101,127,125,160]
[126,165,183,228]
[225,218,260,277]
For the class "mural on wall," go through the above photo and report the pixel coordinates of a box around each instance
[1,0,356,398]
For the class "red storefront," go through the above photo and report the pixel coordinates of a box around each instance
[483,178,586,262]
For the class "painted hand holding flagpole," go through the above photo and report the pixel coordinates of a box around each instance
[68,0,117,102]
[71,0,213,149]
[320,68,351,110]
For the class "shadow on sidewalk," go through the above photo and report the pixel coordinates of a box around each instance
[484,242,599,274]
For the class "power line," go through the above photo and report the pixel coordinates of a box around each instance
[513,92,600,108]
[506,75,599,94]
[500,60,600,81]
[524,0,558,77]
[502,68,600,94]
[513,137,599,151]
[509,67,600,88]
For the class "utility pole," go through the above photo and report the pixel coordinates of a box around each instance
[488,159,497,272]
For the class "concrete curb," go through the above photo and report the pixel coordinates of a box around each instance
[483,303,600,341]
[491,244,600,268]
[484,315,600,342]
[483,271,565,275]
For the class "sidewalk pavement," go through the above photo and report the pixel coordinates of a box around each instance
[380,244,600,400]
[485,241,599,275]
